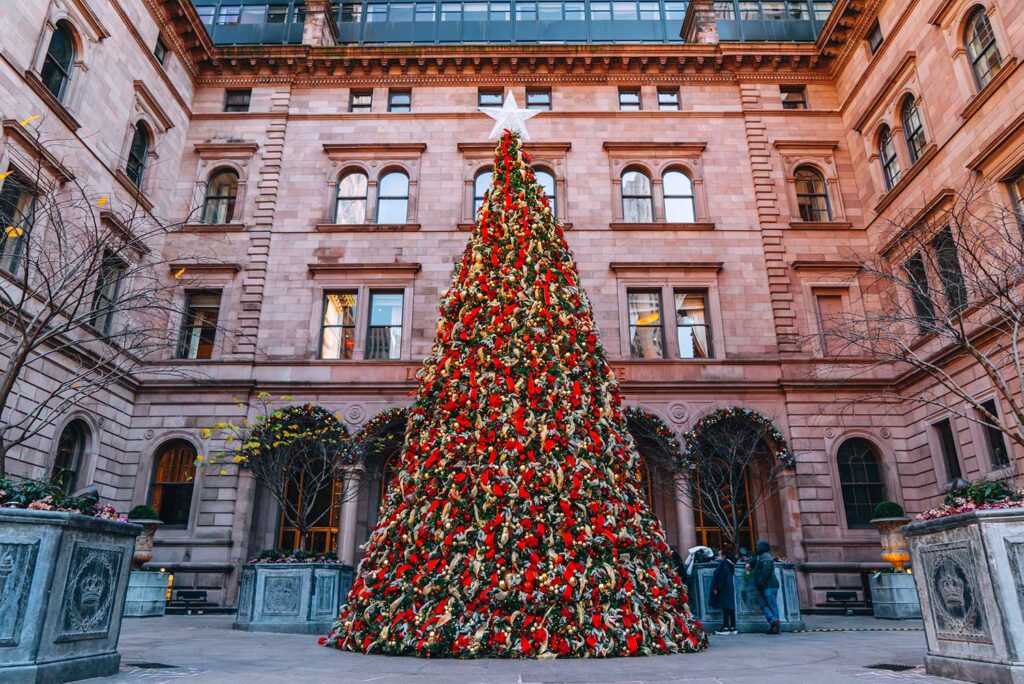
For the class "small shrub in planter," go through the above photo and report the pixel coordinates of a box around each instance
[127,504,160,520]
[870,501,911,572]
[872,501,905,519]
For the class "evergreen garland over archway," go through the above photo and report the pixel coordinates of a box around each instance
[682,407,795,470]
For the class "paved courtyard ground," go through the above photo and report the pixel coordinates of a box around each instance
[92,615,955,684]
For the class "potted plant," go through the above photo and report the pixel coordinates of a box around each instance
[867,501,920,620]
[122,504,168,618]
[870,500,912,571]
[904,478,1024,681]
[202,395,357,634]
[0,475,140,682]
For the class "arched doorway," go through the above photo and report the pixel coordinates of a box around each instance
[351,409,408,559]
[625,407,683,550]
[682,408,794,555]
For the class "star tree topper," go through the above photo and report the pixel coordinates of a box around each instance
[479,91,540,141]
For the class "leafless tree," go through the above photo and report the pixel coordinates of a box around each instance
[815,183,1024,472]
[0,124,224,478]
[628,410,792,549]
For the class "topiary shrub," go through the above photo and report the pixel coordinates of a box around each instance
[872,501,906,519]
[128,504,160,520]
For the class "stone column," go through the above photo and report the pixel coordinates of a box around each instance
[674,475,697,551]
[301,0,339,47]
[337,465,363,565]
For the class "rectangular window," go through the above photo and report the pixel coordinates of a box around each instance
[813,0,835,21]
[814,292,844,357]
[349,90,373,112]
[613,1,638,20]
[90,251,126,335]
[154,37,168,66]
[1009,174,1024,226]
[639,1,660,19]
[979,398,1011,468]
[223,89,251,113]
[390,2,415,20]
[674,290,711,359]
[904,252,936,333]
[590,1,611,19]
[627,290,664,359]
[526,88,552,110]
[738,0,761,19]
[664,1,686,19]
[319,292,358,360]
[366,291,404,360]
[440,3,461,20]
[564,1,585,19]
[516,2,537,19]
[388,89,412,112]
[0,171,35,274]
[618,87,641,111]
[177,291,221,360]
[490,2,511,20]
[196,6,215,25]
[216,5,241,24]
[781,85,808,110]
[657,87,680,111]
[478,88,504,107]
[463,2,487,20]
[415,3,436,20]
[713,0,735,19]
[538,2,562,19]
[931,227,968,313]
[933,418,963,483]
[866,20,884,55]
[239,5,266,23]
[366,3,388,20]
[267,4,290,22]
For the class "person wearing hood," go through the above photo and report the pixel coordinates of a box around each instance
[710,548,736,635]
[751,539,781,634]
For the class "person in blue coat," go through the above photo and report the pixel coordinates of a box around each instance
[710,548,737,635]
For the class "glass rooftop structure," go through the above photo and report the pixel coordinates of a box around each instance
[191,0,835,45]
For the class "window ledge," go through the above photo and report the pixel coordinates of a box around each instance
[23,71,81,132]
[610,222,715,231]
[958,56,1020,122]
[113,169,155,212]
[315,223,420,233]
[788,220,855,230]
[873,144,939,215]
[181,222,246,232]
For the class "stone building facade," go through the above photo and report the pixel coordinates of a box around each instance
[1,0,1023,608]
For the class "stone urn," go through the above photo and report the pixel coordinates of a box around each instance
[871,516,912,571]
[128,519,162,570]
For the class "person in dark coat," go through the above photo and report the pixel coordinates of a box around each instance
[751,539,781,634]
[709,548,737,635]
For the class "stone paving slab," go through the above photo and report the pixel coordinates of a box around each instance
[88,615,956,684]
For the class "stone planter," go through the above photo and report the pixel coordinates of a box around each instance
[123,571,168,618]
[689,562,805,633]
[233,563,354,634]
[872,516,912,571]
[904,507,1024,683]
[0,508,140,683]
[127,519,162,569]
[871,572,921,619]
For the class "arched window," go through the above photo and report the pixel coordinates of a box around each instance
[51,420,89,494]
[836,438,888,529]
[201,169,239,224]
[901,97,928,165]
[621,169,653,223]
[335,171,367,224]
[965,7,1003,89]
[663,169,696,223]
[375,170,409,224]
[535,168,557,217]
[125,122,150,189]
[473,169,492,215]
[149,440,197,527]
[878,126,901,191]
[794,166,832,221]
[0,170,35,273]
[41,21,75,102]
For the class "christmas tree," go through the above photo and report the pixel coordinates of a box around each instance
[323,123,708,658]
